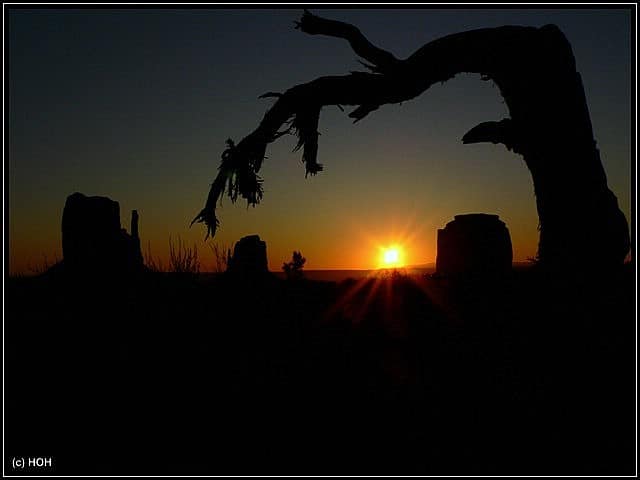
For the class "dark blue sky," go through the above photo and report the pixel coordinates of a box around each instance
[8,8,633,271]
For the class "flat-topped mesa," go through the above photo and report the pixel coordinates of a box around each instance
[227,234,269,277]
[436,213,513,278]
[61,192,144,275]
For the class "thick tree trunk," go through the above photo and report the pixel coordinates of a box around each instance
[194,12,629,268]
[484,25,631,267]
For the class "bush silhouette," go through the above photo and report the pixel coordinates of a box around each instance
[168,236,200,274]
[282,251,306,280]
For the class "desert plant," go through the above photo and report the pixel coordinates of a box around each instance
[144,241,166,272]
[169,236,200,274]
[283,251,306,280]
[26,253,60,276]
[209,242,232,273]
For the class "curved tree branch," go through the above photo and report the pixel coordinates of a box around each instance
[193,17,537,239]
[462,119,523,153]
[294,9,400,73]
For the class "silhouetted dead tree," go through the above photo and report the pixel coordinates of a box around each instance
[193,10,630,268]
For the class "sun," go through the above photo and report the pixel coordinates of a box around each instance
[379,245,404,268]
[384,248,399,264]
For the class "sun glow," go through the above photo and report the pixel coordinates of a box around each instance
[379,245,404,268]
[357,215,426,270]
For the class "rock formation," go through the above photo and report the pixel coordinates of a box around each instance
[436,214,512,278]
[227,235,268,276]
[61,192,143,274]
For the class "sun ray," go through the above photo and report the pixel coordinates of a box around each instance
[324,277,372,322]
[354,277,385,323]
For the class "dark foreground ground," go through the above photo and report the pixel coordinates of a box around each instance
[5,264,636,475]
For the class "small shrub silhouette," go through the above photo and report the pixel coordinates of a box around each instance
[168,236,200,274]
[209,242,232,273]
[282,251,306,280]
[144,241,165,272]
[26,253,60,276]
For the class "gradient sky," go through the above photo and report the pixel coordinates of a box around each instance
[8,7,633,273]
